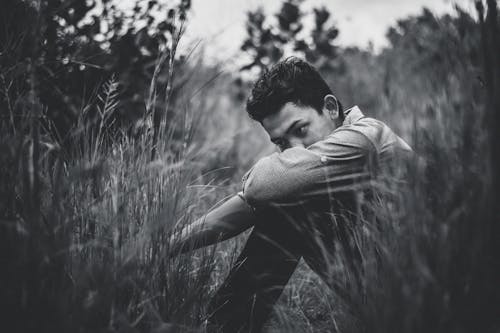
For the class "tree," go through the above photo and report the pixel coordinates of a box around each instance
[0,0,191,137]
[240,0,341,75]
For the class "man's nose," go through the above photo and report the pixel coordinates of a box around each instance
[289,139,305,149]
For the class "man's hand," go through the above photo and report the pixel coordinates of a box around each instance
[168,194,256,256]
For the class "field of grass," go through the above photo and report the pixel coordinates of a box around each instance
[1,2,499,333]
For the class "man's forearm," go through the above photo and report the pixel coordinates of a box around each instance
[168,194,256,256]
[168,216,227,256]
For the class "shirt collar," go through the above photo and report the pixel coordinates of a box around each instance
[342,105,364,126]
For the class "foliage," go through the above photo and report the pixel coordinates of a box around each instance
[0,52,231,333]
[0,0,191,135]
[240,0,341,74]
[326,5,485,134]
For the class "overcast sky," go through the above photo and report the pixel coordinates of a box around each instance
[179,0,474,65]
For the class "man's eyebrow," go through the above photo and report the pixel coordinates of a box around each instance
[271,119,301,142]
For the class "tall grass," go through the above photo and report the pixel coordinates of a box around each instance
[0,35,239,331]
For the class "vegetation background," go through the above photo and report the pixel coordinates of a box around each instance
[1,0,499,332]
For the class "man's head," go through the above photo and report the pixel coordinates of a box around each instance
[246,57,344,151]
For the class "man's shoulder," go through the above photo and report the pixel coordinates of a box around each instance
[342,116,386,143]
[339,113,412,153]
[309,116,383,155]
[310,108,412,158]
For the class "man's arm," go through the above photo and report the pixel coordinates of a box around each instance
[168,194,256,256]
[242,129,373,207]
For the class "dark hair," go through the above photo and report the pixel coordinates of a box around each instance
[246,57,343,123]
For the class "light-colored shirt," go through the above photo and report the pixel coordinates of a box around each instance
[239,106,413,209]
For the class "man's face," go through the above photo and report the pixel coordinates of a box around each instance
[262,101,337,151]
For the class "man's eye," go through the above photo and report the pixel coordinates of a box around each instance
[296,125,308,136]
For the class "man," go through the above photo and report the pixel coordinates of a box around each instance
[170,57,413,332]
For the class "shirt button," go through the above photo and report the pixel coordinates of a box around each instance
[320,156,328,164]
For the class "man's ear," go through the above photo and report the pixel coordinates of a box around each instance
[323,94,339,120]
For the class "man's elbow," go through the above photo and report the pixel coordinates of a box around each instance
[242,160,278,206]
[241,155,300,206]
[242,173,266,207]
[243,172,294,206]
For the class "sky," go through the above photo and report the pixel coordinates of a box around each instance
[179,0,475,66]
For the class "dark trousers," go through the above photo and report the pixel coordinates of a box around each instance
[206,205,321,333]
[205,193,367,333]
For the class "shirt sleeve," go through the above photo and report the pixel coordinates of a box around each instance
[241,129,374,208]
